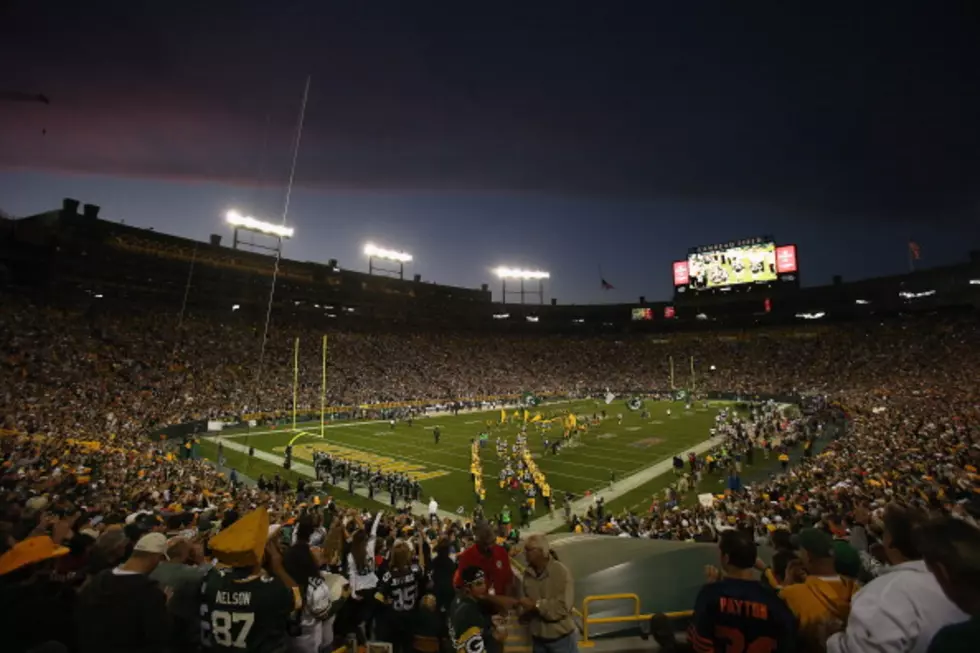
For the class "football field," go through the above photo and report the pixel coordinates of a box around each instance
[201,398,728,518]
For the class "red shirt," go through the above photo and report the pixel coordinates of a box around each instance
[453,543,514,596]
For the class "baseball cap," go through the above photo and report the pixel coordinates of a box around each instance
[0,536,70,576]
[460,566,486,586]
[133,533,168,555]
[796,528,834,557]
[25,496,50,513]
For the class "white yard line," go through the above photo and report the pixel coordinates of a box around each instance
[216,398,581,440]
[208,398,719,527]
[526,434,726,533]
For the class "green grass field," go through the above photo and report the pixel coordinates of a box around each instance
[202,399,729,518]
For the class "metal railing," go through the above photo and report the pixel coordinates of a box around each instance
[333,593,693,652]
[581,593,692,645]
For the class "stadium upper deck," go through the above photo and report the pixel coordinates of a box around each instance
[2,198,979,332]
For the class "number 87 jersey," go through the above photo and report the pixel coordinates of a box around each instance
[201,567,302,652]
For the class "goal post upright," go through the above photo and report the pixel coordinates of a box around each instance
[292,337,299,432]
[321,334,327,438]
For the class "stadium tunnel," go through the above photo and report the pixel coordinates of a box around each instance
[505,533,775,651]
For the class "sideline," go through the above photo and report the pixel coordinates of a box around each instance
[529,402,814,532]
[525,433,726,532]
[210,437,463,522]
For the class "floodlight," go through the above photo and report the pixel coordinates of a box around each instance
[364,242,412,279]
[493,266,549,305]
[492,266,550,280]
[226,210,294,239]
[364,242,413,263]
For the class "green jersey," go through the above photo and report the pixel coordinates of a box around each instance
[200,567,300,653]
[448,594,500,653]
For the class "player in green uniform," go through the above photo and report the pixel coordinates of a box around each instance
[448,566,505,653]
[201,507,302,653]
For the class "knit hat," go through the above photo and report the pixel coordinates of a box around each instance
[797,528,833,557]
[460,565,486,586]
[209,507,269,568]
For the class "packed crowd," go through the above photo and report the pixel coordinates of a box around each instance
[7,293,975,433]
[2,290,980,652]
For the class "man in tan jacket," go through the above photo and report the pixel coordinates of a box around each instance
[519,533,579,653]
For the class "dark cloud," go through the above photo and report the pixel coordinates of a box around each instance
[1,1,978,222]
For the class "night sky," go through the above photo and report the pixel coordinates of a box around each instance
[1,1,978,303]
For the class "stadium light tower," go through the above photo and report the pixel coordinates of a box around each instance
[364,242,412,280]
[226,209,294,253]
[493,266,550,304]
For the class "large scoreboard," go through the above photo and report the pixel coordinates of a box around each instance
[673,236,798,295]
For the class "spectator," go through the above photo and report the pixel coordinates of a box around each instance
[150,537,209,652]
[374,539,426,653]
[917,517,980,653]
[201,507,301,652]
[688,530,796,652]
[519,533,579,653]
[1,281,980,653]
[826,504,968,653]
[778,528,859,653]
[343,510,383,642]
[284,515,342,653]
[826,515,862,580]
[454,521,514,599]
[429,539,458,615]
[86,527,130,575]
[0,535,76,653]
[75,532,171,653]
[449,566,506,653]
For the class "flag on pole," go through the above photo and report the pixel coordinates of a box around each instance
[908,241,921,260]
[600,278,614,290]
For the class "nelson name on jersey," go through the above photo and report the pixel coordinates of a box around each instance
[216,590,253,607]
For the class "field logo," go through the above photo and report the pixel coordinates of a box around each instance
[274,442,449,481]
[626,397,644,411]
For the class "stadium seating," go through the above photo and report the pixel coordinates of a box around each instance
[2,209,979,653]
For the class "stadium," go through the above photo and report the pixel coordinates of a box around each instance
[2,199,979,653]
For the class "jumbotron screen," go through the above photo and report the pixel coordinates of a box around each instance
[687,240,776,290]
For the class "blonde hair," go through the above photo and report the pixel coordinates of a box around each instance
[390,540,413,572]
